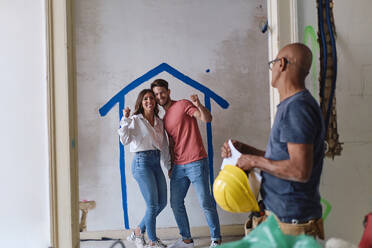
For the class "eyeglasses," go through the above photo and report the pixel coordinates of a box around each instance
[268,57,289,70]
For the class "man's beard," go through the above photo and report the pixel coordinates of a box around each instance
[159,97,170,107]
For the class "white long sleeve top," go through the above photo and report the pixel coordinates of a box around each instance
[118,114,171,170]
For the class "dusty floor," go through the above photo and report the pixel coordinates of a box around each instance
[80,235,244,248]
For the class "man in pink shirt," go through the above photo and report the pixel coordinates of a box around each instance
[151,79,221,248]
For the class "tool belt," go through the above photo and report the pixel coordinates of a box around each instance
[245,210,325,240]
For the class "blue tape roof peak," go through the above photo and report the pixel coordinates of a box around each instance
[99,63,229,117]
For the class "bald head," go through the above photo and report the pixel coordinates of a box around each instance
[278,43,312,78]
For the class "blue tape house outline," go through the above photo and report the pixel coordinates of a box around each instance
[99,63,229,229]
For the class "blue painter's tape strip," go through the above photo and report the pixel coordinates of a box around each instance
[119,99,130,229]
[99,63,229,117]
[204,95,216,206]
[99,65,166,117]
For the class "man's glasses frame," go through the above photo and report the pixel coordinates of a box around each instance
[268,57,289,70]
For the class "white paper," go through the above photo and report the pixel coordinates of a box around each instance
[221,139,242,169]
[220,139,262,200]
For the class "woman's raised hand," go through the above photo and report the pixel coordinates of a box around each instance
[123,107,131,118]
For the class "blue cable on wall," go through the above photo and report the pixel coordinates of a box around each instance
[318,0,328,111]
[324,0,338,133]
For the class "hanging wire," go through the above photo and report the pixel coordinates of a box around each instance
[109,240,126,248]
[324,0,338,133]
[318,0,328,113]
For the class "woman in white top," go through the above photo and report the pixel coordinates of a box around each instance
[118,89,170,248]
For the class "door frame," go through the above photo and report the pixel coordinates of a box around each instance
[46,1,297,247]
[46,0,79,247]
[267,0,298,123]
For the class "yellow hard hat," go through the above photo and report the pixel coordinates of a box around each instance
[213,165,260,213]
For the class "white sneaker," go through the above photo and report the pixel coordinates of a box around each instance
[146,239,167,248]
[209,241,220,248]
[127,231,146,248]
[168,238,194,248]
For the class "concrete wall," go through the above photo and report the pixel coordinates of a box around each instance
[298,0,372,244]
[75,0,270,231]
[0,1,50,247]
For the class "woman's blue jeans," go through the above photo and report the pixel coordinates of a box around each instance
[131,150,167,242]
[170,158,221,241]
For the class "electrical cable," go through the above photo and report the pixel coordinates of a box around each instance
[324,0,338,133]
[80,238,126,248]
[109,240,126,248]
[318,0,328,111]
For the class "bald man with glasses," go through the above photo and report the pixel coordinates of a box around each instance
[221,43,326,239]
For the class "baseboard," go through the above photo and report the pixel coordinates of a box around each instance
[80,224,244,240]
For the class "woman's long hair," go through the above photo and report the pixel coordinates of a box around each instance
[133,89,159,117]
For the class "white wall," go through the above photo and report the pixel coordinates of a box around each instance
[298,0,372,244]
[0,1,50,247]
[75,0,270,231]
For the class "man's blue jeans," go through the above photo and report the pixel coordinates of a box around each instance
[170,158,221,241]
[131,150,167,242]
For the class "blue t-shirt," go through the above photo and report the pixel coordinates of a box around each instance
[261,89,325,223]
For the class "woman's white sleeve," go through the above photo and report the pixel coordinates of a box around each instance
[160,130,171,170]
[117,117,134,146]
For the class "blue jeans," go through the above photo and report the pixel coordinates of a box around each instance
[170,158,221,241]
[131,150,167,242]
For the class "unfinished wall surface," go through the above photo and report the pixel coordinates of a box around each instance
[75,0,270,231]
[298,0,372,244]
[0,1,50,247]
